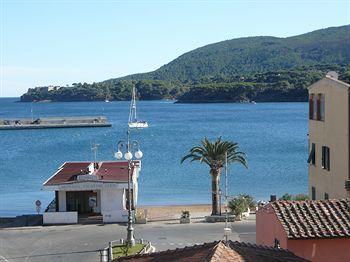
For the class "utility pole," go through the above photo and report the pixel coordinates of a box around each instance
[223,151,231,245]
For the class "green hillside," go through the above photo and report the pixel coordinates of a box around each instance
[21,25,350,102]
[117,25,350,82]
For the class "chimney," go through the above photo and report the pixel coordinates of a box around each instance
[270,195,277,202]
[326,71,338,80]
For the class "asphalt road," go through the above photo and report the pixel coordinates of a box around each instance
[0,218,256,262]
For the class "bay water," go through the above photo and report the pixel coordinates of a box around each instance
[0,98,308,216]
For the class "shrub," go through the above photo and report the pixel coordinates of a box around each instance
[279,193,309,201]
[293,194,309,201]
[239,194,256,209]
[279,193,293,200]
[228,194,255,220]
[181,210,190,218]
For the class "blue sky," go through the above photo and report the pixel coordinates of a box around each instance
[1,0,349,97]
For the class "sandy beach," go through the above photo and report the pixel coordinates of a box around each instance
[139,204,216,221]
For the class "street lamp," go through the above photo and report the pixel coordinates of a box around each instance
[218,189,222,216]
[115,129,143,247]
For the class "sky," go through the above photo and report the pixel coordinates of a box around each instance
[0,0,349,97]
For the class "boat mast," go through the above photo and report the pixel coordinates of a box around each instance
[129,86,137,123]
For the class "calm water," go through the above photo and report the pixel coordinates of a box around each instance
[0,98,308,216]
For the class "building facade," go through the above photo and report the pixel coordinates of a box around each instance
[256,199,350,262]
[308,72,350,200]
[42,161,140,224]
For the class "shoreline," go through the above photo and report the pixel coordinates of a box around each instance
[1,203,214,220]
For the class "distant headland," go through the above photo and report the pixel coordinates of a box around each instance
[20,25,350,103]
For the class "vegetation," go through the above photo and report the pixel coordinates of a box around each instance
[279,193,309,201]
[112,243,145,259]
[181,137,248,216]
[20,80,185,102]
[181,210,190,219]
[120,25,350,82]
[228,196,249,220]
[20,26,350,102]
[239,194,256,210]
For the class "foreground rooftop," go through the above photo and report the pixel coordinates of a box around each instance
[114,240,307,262]
[271,199,350,239]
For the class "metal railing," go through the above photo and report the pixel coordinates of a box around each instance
[44,198,56,212]
[100,239,151,262]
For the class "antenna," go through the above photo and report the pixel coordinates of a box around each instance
[91,143,100,162]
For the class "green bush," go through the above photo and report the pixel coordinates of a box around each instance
[228,194,255,219]
[293,194,309,201]
[229,197,247,219]
[279,193,293,200]
[279,193,309,201]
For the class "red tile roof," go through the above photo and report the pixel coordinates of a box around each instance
[43,161,138,186]
[114,241,307,262]
[271,199,350,239]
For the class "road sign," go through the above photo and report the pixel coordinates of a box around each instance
[35,200,41,214]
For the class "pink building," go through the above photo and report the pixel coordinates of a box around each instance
[256,199,350,262]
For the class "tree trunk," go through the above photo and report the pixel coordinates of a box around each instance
[210,168,221,216]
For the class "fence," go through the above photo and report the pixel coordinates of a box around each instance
[100,239,152,262]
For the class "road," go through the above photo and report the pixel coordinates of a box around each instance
[0,218,256,262]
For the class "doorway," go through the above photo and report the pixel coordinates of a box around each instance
[66,191,97,214]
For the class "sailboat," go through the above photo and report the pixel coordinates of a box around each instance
[128,86,148,129]
[105,87,111,102]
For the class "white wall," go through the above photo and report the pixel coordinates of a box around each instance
[94,190,101,213]
[58,191,66,212]
[101,188,127,222]
[43,212,77,224]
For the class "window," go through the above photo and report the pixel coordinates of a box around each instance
[309,94,314,120]
[312,187,316,200]
[309,93,325,121]
[313,94,318,120]
[307,143,316,165]
[319,94,325,121]
[274,238,281,249]
[322,146,330,171]
[324,193,329,200]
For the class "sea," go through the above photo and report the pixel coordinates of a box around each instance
[0,98,308,216]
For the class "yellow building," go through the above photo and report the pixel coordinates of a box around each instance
[308,72,350,200]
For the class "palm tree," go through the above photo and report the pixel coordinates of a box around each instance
[181,137,248,216]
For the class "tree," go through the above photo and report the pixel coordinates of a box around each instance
[181,137,248,216]
[228,196,248,220]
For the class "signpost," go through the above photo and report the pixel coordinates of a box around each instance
[35,200,41,214]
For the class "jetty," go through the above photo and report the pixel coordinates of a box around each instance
[0,116,112,130]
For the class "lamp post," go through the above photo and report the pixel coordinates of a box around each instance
[218,189,222,216]
[115,129,143,247]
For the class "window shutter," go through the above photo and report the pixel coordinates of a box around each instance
[307,143,315,165]
[327,147,330,171]
[309,95,314,119]
[317,95,321,120]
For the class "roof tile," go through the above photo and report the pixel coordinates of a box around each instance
[271,199,350,239]
[114,240,307,261]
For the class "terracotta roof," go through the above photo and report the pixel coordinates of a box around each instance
[271,199,350,239]
[43,161,138,186]
[114,240,307,262]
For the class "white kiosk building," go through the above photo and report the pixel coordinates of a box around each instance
[42,161,140,224]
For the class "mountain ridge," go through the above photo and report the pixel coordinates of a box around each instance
[21,25,350,102]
